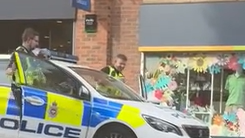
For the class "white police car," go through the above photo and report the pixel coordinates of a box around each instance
[0,51,210,138]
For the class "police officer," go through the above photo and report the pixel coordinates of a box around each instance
[98,54,127,96]
[101,54,127,82]
[6,28,39,80]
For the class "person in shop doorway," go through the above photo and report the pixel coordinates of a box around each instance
[101,54,127,82]
[6,28,39,76]
[225,64,245,113]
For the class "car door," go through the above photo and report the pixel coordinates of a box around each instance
[0,59,22,138]
[13,51,91,138]
[0,85,20,138]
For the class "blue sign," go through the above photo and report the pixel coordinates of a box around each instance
[72,0,91,12]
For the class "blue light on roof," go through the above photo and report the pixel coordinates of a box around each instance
[49,51,78,60]
[40,49,79,63]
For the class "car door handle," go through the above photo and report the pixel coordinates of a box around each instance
[24,96,45,106]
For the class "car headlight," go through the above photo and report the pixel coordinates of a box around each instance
[142,114,183,136]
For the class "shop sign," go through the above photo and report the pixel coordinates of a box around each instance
[85,14,97,33]
[72,0,91,12]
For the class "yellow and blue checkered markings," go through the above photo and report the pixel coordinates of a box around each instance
[6,87,47,118]
[2,85,145,129]
[90,98,123,127]
[0,86,12,115]
[91,98,145,128]
[81,101,91,126]
[45,92,83,127]
[23,87,47,119]
[5,87,84,128]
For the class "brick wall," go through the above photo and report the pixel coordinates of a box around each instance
[74,0,141,91]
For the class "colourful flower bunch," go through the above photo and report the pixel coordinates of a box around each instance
[210,109,245,136]
[145,74,178,107]
[152,53,245,74]
[145,61,179,108]
[223,113,239,132]
[212,112,239,131]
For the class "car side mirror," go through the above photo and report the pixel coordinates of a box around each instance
[78,85,90,100]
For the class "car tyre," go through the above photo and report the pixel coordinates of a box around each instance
[93,124,137,138]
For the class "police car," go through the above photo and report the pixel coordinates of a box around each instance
[0,51,210,138]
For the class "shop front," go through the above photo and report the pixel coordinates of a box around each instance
[139,2,245,137]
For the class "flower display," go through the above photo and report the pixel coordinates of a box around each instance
[144,52,245,137]
[212,114,223,126]
[154,75,171,89]
[145,53,245,80]
[207,55,219,66]
[145,81,154,93]
[189,54,209,73]
[223,112,237,123]
[161,89,174,106]
[237,108,245,136]
[170,68,177,75]
[238,54,245,70]
[208,65,221,74]
[216,54,230,66]
[168,80,178,91]
[175,60,187,74]
[163,64,171,73]
[154,89,163,100]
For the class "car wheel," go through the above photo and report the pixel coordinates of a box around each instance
[93,124,137,138]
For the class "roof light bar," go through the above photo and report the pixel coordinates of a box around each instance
[38,48,79,63]
[49,51,79,63]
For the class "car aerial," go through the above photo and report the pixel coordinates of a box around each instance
[0,50,210,138]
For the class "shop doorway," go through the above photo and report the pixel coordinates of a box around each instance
[0,20,74,54]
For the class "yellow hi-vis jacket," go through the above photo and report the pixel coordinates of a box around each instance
[12,46,46,85]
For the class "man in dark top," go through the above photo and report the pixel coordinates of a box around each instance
[6,28,39,76]
[101,54,127,82]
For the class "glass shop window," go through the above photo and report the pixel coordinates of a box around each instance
[143,52,245,137]
[144,53,188,111]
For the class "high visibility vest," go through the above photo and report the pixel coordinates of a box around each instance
[13,46,31,84]
[96,84,121,96]
[95,66,124,96]
[13,46,45,85]
[108,66,124,82]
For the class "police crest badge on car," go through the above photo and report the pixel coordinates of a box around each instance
[48,101,58,118]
